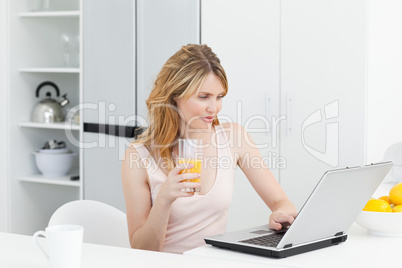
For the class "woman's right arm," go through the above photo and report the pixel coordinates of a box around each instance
[121,146,200,251]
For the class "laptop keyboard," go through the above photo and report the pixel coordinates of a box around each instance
[239,232,285,248]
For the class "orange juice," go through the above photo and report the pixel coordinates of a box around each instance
[179,159,201,192]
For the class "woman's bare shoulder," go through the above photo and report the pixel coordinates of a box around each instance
[220,122,254,157]
[123,143,142,163]
[220,122,246,142]
[121,144,149,183]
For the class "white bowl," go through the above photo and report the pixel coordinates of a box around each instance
[33,152,76,177]
[38,148,72,154]
[355,211,402,237]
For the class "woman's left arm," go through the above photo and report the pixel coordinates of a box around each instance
[229,122,298,230]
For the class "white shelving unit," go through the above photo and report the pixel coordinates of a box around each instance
[20,169,80,187]
[18,11,80,18]
[9,0,82,235]
[8,0,200,236]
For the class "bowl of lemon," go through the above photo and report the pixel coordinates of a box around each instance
[355,182,402,237]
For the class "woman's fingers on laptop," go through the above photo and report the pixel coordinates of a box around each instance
[269,212,297,230]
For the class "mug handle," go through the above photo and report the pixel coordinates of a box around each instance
[33,230,49,260]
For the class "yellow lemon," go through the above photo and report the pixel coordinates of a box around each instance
[362,199,393,212]
[378,195,392,204]
[392,205,402,213]
[389,182,402,205]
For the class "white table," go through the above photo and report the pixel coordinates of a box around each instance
[184,223,401,268]
[0,232,291,268]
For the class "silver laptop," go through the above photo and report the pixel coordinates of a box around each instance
[205,162,393,258]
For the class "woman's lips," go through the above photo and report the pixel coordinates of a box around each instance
[201,116,214,123]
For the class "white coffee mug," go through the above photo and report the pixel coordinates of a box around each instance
[33,225,84,268]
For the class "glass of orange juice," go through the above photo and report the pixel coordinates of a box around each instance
[178,139,202,192]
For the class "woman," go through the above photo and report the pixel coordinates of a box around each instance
[121,44,297,254]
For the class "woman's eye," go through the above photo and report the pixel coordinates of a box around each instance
[198,95,224,99]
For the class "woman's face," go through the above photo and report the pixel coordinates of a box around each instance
[175,73,225,131]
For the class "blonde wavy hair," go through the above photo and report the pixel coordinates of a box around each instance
[134,44,228,171]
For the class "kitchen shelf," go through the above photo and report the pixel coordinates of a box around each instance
[19,122,80,131]
[20,170,80,187]
[19,67,80,74]
[18,11,80,18]
[7,0,84,235]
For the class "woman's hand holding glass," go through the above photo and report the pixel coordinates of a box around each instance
[157,163,201,204]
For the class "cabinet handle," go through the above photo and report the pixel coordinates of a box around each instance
[286,92,291,136]
[265,92,271,135]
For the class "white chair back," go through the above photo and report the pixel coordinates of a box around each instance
[49,200,130,248]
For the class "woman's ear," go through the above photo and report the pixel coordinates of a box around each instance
[172,94,179,104]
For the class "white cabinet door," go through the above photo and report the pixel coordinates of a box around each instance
[82,0,135,210]
[202,0,367,225]
[280,0,366,209]
[82,0,136,125]
[83,132,128,212]
[136,0,200,121]
[202,0,281,231]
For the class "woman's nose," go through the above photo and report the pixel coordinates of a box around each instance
[207,100,218,114]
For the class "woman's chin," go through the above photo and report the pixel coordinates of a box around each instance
[189,121,214,131]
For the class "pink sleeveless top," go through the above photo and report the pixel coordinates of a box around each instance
[130,125,235,254]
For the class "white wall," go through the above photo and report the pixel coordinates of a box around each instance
[0,0,9,232]
[366,0,402,164]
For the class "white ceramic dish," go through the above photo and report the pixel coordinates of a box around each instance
[355,211,402,237]
[33,152,76,177]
